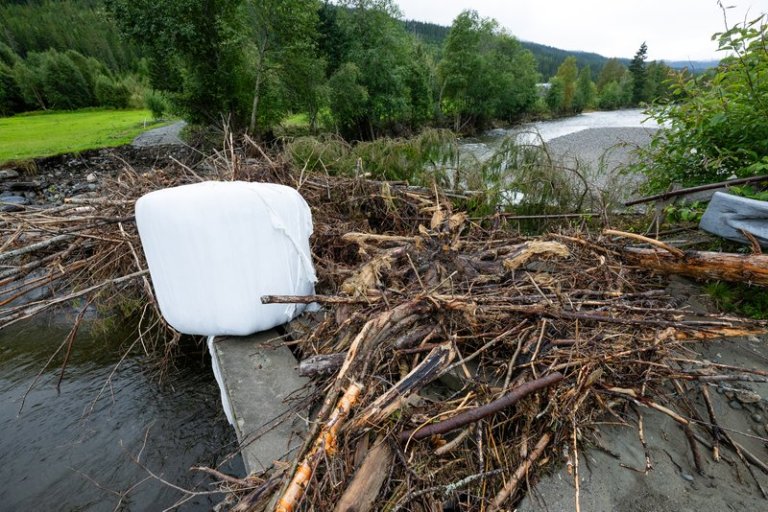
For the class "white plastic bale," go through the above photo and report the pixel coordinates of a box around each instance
[135,181,317,336]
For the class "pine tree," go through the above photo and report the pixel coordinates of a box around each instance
[628,42,648,105]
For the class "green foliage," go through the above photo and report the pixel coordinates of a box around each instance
[0,63,25,116]
[705,282,768,319]
[628,42,648,105]
[662,201,706,223]
[438,10,538,132]
[635,15,768,192]
[285,128,456,185]
[573,66,596,112]
[106,0,249,124]
[728,185,768,201]
[41,50,92,109]
[0,0,139,72]
[143,90,169,120]
[94,75,130,108]
[329,63,369,137]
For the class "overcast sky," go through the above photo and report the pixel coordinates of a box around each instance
[395,0,768,61]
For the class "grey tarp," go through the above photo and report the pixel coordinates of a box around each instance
[699,191,768,248]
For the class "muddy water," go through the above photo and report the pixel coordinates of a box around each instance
[0,319,243,511]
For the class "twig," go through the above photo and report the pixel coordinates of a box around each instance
[489,433,552,511]
[603,229,685,258]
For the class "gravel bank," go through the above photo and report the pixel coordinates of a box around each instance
[545,126,657,171]
[544,126,658,201]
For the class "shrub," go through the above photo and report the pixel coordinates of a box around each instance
[635,15,768,192]
[143,89,169,119]
[94,75,130,108]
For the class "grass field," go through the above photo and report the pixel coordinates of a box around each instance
[0,109,170,163]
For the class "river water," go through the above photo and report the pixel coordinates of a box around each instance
[460,108,658,158]
[0,318,243,511]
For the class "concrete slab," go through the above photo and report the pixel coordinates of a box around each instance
[211,330,308,474]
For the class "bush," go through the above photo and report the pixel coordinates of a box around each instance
[143,89,169,119]
[41,51,92,109]
[94,75,130,108]
[635,15,768,192]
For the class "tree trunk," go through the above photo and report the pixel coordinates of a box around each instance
[621,247,768,286]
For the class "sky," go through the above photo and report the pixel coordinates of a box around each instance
[395,0,768,61]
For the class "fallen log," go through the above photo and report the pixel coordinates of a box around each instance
[621,247,768,287]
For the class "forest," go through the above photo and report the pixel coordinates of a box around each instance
[0,0,681,138]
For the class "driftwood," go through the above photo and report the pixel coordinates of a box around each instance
[298,353,347,378]
[352,343,456,431]
[275,382,363,512]
[333,439,393,512]
[399,372,564,443]
[622,247,768,287]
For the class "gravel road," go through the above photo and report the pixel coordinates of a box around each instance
[132,120,187,147]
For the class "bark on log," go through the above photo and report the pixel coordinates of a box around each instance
[352,343,456,430]
[621,247,768,287]
[298,353,346,377]
[333,439,393,512]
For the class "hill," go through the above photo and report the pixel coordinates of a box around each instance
[405,18,717,78]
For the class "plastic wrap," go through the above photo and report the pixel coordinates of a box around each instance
[136,181,316,336]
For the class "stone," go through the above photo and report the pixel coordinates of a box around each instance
[0,169,20,179]
[0,194,28,212]
[735,390,761,404]
[86,173,97,183]
[751,413,763,423]
[729,400,743,410]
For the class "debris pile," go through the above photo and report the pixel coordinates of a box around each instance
[2,151,768,511]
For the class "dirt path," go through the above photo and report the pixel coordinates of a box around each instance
[132,120,187,147]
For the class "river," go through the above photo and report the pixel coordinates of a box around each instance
[0,318,243,511]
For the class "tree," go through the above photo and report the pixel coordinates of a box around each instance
[439,10,492,130]
[439,10,537,130]
[331,0,427,137]
[105,0,248,124]
[41,50,92,109]
[545,78,565,114]
[596,58,626,92]
[329,62,368,137]
[0,63,25,115]
[554,56,578,113]
[492,32,539,121]
[628,42,648,105]
[573,65,596,112]
[241,0,323,135]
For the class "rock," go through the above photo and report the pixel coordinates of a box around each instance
[0,194,28,212]
[681,473,695,483]
[748,335,761,343]
[86,173,97,183]
[751,413,763,423]
[0,169,20,179]
[736,390,762,404]
[729,400,744,410]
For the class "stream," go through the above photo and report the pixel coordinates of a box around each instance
[0,318,242,511]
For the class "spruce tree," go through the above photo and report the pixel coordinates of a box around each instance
[629,42,648,105]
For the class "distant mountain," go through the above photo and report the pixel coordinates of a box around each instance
[666,59,720,71]
[404,19,718,78]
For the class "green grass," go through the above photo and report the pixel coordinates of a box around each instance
[0,109,170,163]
